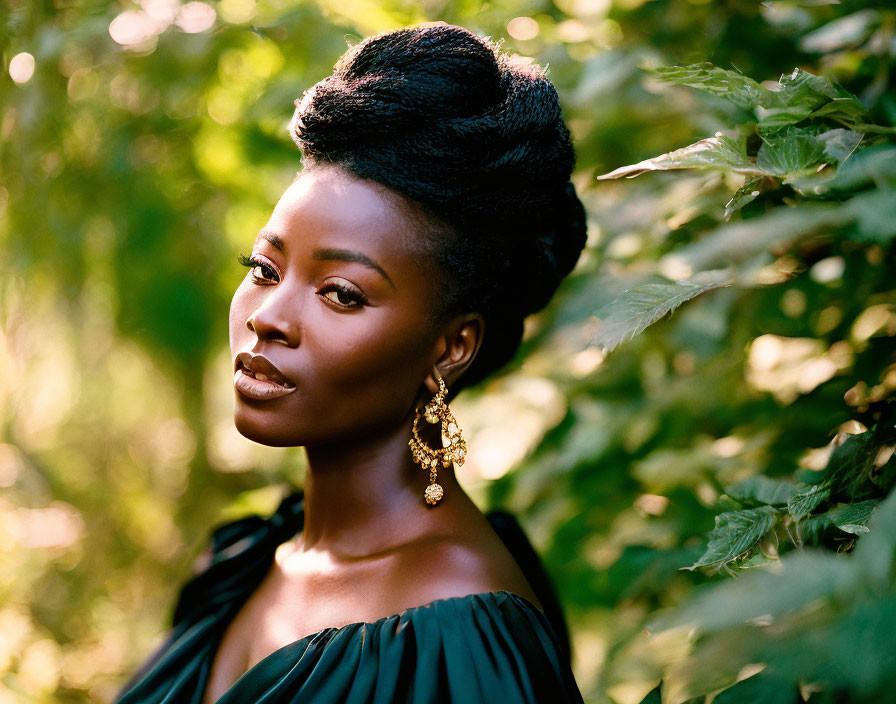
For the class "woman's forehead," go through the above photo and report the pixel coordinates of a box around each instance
[261,164,437,291]
[268,165,421,252]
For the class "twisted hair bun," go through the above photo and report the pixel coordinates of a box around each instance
[291,24,587,391]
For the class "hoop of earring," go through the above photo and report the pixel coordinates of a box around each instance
[408,375,466,506]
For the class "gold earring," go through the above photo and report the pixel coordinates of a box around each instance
[409,375,466,506]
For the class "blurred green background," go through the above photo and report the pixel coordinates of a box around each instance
[2,0,895,702]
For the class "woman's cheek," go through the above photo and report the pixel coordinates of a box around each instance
[228,283,249,352]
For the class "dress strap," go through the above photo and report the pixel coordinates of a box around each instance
[172,490,305,626]
[485,509,572,666]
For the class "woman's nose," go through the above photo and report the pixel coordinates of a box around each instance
[246,291,301,347]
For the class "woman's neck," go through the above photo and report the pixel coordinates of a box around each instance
[297,417,467,560]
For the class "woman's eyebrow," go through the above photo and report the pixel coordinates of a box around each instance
[257,230,285,251]
[312,248,395,289]
[255,230,395,288]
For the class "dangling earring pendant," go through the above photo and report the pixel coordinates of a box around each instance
[409,375,467,506]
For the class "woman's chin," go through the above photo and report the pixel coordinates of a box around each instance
[233,410,300,448]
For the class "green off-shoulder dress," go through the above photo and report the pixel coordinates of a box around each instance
[116,491,584,703]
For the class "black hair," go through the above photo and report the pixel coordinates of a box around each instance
[290,23,587,395]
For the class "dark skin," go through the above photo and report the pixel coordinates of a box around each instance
[205,164,542,703]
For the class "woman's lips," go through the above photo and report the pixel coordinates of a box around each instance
[233,367,297,400]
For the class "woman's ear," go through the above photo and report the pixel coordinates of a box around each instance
[424,312,484,394]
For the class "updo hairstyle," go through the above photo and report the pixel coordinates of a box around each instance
[290,24,587,396]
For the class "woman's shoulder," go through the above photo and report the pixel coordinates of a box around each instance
[382,522,544,608]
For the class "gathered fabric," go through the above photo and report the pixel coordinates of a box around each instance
[116,492,584,704]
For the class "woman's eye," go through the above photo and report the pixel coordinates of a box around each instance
[320,284,367,309]
[238,254,279,283]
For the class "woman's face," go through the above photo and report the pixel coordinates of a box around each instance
[228,164,442,448]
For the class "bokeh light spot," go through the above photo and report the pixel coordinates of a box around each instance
[219,0,257,24]
[507,17,539,41]
[109,10,165,47]
[9,52,35,84]
[176,1,217,33]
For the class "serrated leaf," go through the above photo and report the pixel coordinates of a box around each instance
[726,476,803,507]
[591,271,733,352]
[788,483,831,520]
[650,64,867,127]
[686,506,778,570]
[796,500,879,543]
[651,63,769,111]
[756,68,866,127]
[756,125,827,177]
[804,98,870,127]
[828,499,879,533]
[825,430,878,500]
[797,512,835,545]
[596,134,764,180]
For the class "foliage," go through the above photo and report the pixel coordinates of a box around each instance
[582,3,896,702]
[684,404,896,574]
[2,1,895,704]
[591,272,733,353]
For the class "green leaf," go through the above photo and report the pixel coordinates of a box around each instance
[804,98,871,127]
[817,128,863,164]
[756,68,866,127]
[828,143,896,193]
[844,189,896,244]
[853,487,896,586]
[673,202,853,270]
[828,499,880,534]
[726,476,803,507]
[756,125,826,177]
[793,498,876,545]
[596,133,764,180]
[660,550,857,634]
[651,63,769,111]
[724,178,764,220]
[591,271,733,352]
[797,512,835,545]
[686,506,778,571]
[825,430,880,501]
[787,483,831,520]
[650,64,867,127]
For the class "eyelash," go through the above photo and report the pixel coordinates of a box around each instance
[237,254,368,310]
[238,254,278,283]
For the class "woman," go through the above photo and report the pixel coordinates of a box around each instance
[117,23,587,703]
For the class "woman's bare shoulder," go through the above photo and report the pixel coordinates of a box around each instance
[381,515,544,613]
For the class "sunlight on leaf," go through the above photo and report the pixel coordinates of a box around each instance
[590,271,733,352]
[685,506,778,571]
[650,63,867,128]
[596,134,764,180]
